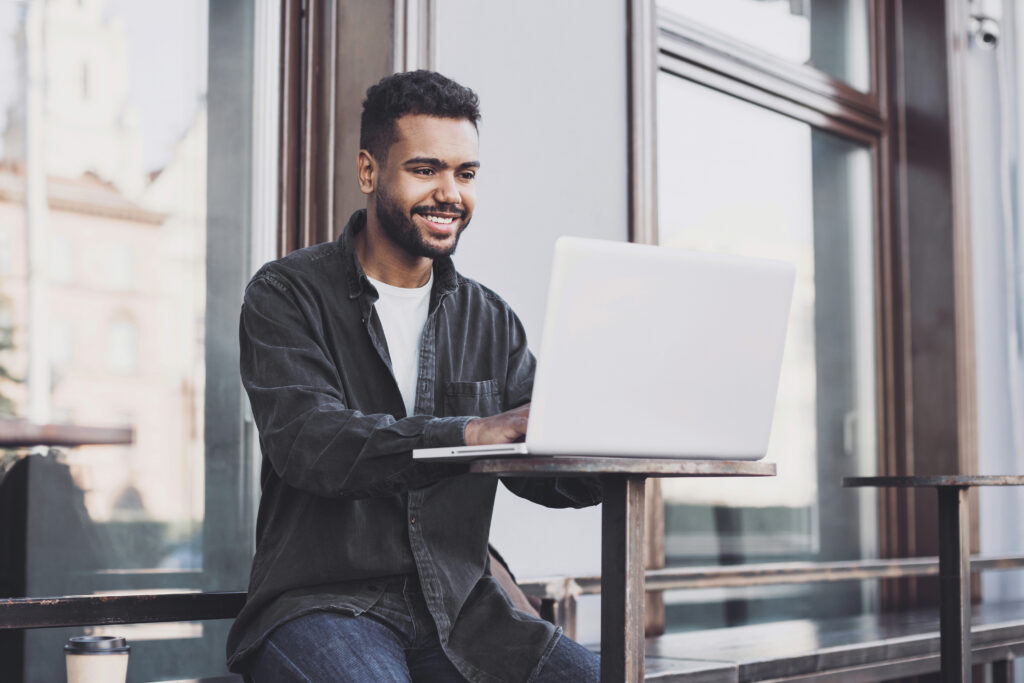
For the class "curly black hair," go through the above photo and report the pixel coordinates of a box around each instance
[360,70,481,161]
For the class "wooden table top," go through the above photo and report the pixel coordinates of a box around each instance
[844,475,1024,488]
[0,421,134,448]
[469,456,776,478]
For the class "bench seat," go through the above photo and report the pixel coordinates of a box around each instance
[616,599,1024,681]
[641,656,737,682]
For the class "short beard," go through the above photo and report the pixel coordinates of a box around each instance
[374,183,469,259]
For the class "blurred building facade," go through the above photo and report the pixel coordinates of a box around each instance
[0,0,214,679]
[0,0,206,541]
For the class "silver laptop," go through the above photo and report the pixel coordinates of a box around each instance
[413,237,795,461]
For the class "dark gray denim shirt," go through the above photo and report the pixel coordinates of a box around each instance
[226,210,602,682]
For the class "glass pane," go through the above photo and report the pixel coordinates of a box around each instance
[0,0,267,680]
[659,0,871,92]
[657,73,878,627]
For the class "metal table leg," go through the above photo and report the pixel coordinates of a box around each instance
[992,659,1014,683]
[937,485,971,682]
[600,475,647,683]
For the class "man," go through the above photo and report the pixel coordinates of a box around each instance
[227,70,602,682]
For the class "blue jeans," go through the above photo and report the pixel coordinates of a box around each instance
[246,577,599,682]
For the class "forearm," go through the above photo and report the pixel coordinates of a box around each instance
[256,403,473,497]
[501,476,603,509]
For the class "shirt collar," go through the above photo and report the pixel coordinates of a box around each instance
[339,209,460,303]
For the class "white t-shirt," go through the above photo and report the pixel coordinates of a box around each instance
[366,271,433,416]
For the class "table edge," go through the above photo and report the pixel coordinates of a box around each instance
[469,456,776,477]
[844,475,1024,488]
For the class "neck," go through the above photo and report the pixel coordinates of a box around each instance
[355,206,434,288]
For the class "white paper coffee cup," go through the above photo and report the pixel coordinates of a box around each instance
[65,635,130,683]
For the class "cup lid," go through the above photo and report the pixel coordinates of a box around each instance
[64,635,130,654]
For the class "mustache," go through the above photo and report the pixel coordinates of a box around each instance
[412,204,466,218]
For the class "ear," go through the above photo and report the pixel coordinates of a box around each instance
[357,150,377,195]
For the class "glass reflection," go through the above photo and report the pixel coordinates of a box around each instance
[658,74,878,627]
[659,0,871,92]
[0,0,208,576]
[0,0,245,680]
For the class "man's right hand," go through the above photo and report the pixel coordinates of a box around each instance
[464,403,530,446]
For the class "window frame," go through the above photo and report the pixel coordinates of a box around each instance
[630,0,979,624]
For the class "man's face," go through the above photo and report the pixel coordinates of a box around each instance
[371,115,479,259]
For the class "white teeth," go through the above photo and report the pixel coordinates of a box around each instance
[425,215,454,225]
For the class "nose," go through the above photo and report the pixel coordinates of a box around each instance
[434,172,461,206]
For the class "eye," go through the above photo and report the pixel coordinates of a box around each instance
[413,167,434,176]
[459,171,477,180]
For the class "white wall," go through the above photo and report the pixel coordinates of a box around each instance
[435,0,629,641]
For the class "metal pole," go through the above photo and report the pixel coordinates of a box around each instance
[601,475,646,683]
[937,486,971,681]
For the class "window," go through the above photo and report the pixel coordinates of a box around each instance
[105,315,137,374]
[50,317,74,371]
[653,0,885,629]
[0,225,12,276]
[0,300,15,417]
[105,242,133,290]
[0,1,279,680]
[50,234,74,283]
[658,0,871,91]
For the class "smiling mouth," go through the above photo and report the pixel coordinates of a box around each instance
[422,214,455,225]
[414,207,464,230]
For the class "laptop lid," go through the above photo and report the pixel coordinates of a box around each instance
[525,237,795,459]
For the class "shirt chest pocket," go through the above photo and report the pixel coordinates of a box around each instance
[443,379,502,418]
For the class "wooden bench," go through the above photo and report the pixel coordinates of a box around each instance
[520,554,1024,681]
[635,600,1024,681]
